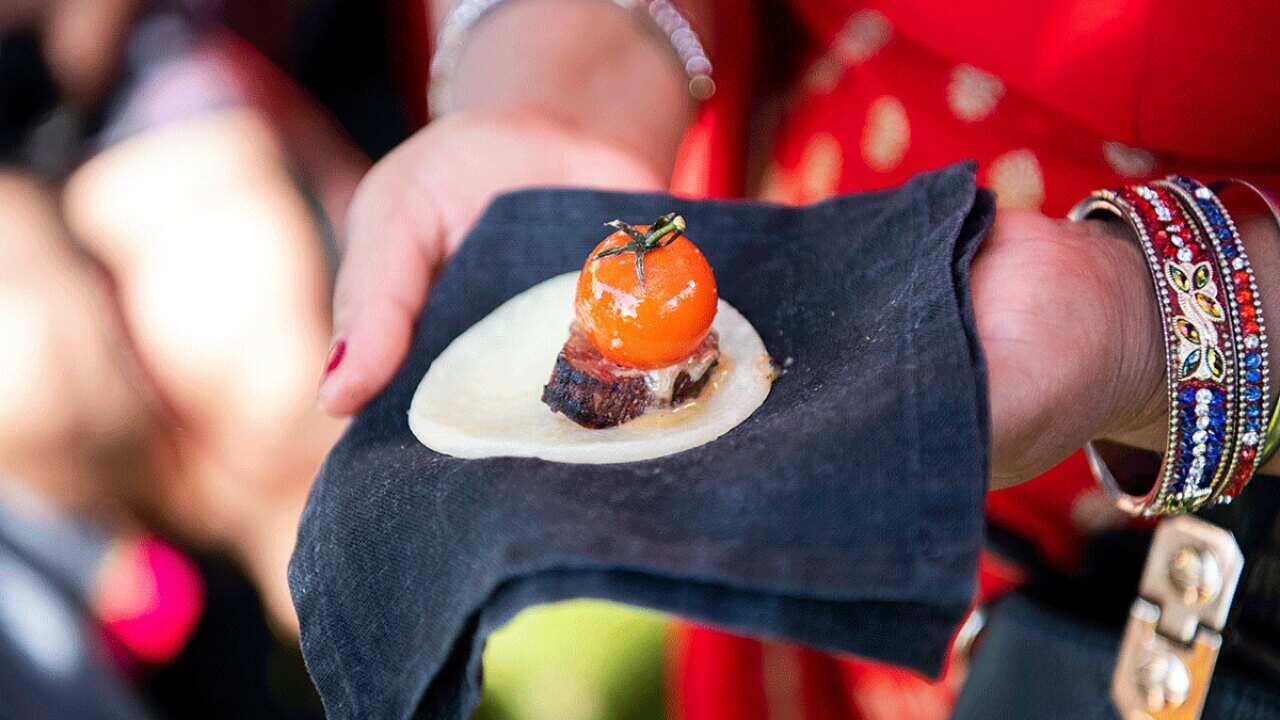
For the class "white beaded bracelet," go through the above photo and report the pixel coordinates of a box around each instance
[428,0,715,118]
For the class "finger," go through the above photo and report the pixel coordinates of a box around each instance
[318,173,442,416]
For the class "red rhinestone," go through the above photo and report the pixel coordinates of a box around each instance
[1244,320,1260,335]
[1162,244,1180,258]
[1242,446,1257,461]
[1233,271,1251,288]
[1237,289,1254,304]
[1241,304,1258,321]
[1185,245,1200,260]
[1155,230,1169,241]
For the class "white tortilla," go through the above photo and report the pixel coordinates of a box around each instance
[409,272,773,464]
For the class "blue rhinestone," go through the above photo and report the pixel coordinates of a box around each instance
[1246,386,1263,401]
[1219,228,1232,240]
[1179,387,1198,404]
[1247,369,1262,383]
[1247,404,1262,417]
[1224,245,1238,258]
[1246,353,1263,368]
[1247,419,1263,432]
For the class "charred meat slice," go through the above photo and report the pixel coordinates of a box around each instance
[542,323,720,428]
[540,356,650,429]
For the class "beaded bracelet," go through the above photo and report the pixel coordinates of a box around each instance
[1212,179,1280,469]
[1161,176,1270,502]
[1070,183,1238,515]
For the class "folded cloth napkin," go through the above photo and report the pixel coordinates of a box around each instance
[289,162,995,719]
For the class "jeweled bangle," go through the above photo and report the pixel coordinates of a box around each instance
[1161,176,1269,503]
[428,0,715,117]
[1212,178,1280,470]
[1070,184,1237,515]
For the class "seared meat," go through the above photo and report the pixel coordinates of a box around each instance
[542,323,720,428]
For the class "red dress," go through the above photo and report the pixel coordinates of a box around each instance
[668,2,1280,718]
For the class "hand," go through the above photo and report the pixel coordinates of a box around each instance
[318,105,668,416]
[974,210,1167,488]
[64,105,356,635]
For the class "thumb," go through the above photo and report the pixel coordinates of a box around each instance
[317,178,443,417]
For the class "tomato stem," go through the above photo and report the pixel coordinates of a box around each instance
[594,213,687,288]
[644,214,686,247]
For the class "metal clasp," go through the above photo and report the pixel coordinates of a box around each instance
[1113,516,1244,720]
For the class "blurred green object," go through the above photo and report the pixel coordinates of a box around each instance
[474,600,671,720]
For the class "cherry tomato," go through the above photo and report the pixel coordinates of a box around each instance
[575,219,718,369]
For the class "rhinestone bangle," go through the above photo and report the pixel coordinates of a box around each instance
[1161,176,1270,503]
[428,0,714,118]
[1211,179,1280,470]
[1070,183,1237,515]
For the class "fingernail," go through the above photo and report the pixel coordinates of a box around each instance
[319,339,346,387]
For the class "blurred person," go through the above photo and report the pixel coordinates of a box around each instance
[322,1,1280,718]
[0,0,370,715]
[0,167,200,719]
[2,0,369,631]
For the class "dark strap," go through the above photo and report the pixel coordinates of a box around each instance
[1202,475,1280,682]
[985,475,1280,685]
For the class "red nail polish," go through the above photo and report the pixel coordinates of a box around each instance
[321,339,346,383]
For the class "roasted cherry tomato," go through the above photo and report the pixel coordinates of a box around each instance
[575,214,717,369]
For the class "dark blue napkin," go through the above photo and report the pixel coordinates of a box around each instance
[289,163,995,719]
